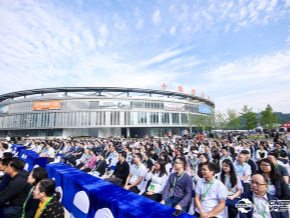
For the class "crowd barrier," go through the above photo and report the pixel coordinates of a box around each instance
[19,149,48,172]
[46,163,194,218]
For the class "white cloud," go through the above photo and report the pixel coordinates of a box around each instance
[99,24,109,38]
[169,26,176,35]
[136,19,143,29]
[225,24,230,32]
[152,10,161,25]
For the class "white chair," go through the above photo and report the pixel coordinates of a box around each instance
[94,208,114,218]
[24,163,29,171]
[33,164,40,169]
[70,191,90,218]
[55,186,63,203]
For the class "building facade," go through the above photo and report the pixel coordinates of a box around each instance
[0,87,214,138]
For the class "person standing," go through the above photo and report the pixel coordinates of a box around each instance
[239,173,288,218]
[194,162,227,218]
[161,157,192,212]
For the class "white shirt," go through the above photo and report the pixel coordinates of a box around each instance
[256,150,268,159]
[145,171,168,193]
[252,192,271,218]
[267,178,276,196]
[286,134,290,141]
[195,178,227,218]
[129,163,147,190]
[216,173,243,195]
[46,147,55,158]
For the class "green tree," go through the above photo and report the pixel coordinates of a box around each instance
[240,105,257,130]
[193,115,207,132]
[215,111,227,130]
[260,104,278,131]
[226,108,240,130]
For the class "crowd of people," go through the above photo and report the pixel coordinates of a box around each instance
[1,132,290,217]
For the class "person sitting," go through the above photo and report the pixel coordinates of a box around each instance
[0,158,12,192]
[241,150,257,174]
[273,143,288,164]
[33,178,64,218]
[0,158,32,218]
[161,157,192,213]
[267,152,289,184]
[256,144,268,162]
[197,153,210,179]
[211,150,221,174]
[75,148,90,168]
[105,151,130,186]
[67,143,85,165]
[80,149,98,172]
[39,143,55,163]
[24,167,48,218]
[106,145,119,168]
[217,159,242,218]
[123,153,147,194]
[258,158,290,200]
[89,152,106,177]
[233,153,252,192]
[220,147,233,162]
[142,159,168,202]
[239,173,288,218]
[194,162,227,218]
[148,148,158,161]
[142,151,153,172]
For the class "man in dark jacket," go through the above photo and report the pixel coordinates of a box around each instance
[0,158,12,192]
[0,158,32,218]
[239,173,288,218]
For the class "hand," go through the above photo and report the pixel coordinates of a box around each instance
[111,175,115,178]
[174,204,182,210]
[124,185,130,190]
[191,173,195,177]
[160,200,165,205]
[228,196,234,200]
[200,211,209,218]
[146,191,154,195]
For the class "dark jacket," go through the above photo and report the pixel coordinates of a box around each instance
[239,191,288,218]
[246,159,257,174]
[95,160,106,177]
[0,173,11,192]
[113,161,130,184]
[25,187,40,218]
[143,158,153,171]
[274,178,290,200]
[39,197,64,218]
[0,171,32,206]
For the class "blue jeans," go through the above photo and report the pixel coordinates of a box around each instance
[165,196,190,213]
[227,198,240,218]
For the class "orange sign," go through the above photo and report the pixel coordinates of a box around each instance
[33,101,61,110]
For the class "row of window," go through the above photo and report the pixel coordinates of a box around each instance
[5,99,200,113]
[0,111,200,128]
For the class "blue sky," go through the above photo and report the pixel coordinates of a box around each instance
[0,0,290,113]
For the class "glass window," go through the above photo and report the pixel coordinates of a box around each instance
[172,113,180,125]
[150,112,159,125]
[161,113,169,124]
[181,114,188,125]
[137,112,147,125]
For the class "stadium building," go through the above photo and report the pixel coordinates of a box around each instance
[0,87,214,138]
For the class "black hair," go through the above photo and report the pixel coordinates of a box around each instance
[212,150,220,160]
[1,157,12,166]
[201,162,215,174]
[221,147,228,151]
[38,178,61,200]
[240,150,250,155]
[153,158,167,177]
[221,159,237,188]
[251,172,268,183]
[160,152,170,164]
[2,144,8,150]
[3,152,12,159]
[143,151,150,158]
[134,153,142,160]
[258,158,281,184]
[31,167,48,186]
[9,158,25,172]
[100,152,105,158]
[119,151,127,159]
[176,157,186,170]
[125,146,131,152]
[268,151,278,159]
[198,153,210,162]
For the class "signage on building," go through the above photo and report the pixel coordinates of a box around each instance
[99,100,131,109]
[33,101,61,110]
[164,102,185,111]
[0,105,8,114]
[199,105,212,114]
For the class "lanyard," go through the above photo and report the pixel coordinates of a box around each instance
[202,178,215,202]
[21,187,35,218]
[173,171,185,188]
[225,176,231,189]
[275,164,278,169]
[191,159,196,171]
[133,163,142,178]
[35,196,53,218]
[237,163,245,173]
[152,172,158,184]
[252,194,269,218]
[94,159,104,171]
[267,179,270,191]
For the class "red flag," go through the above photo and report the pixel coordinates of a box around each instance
[201,92,205,97]
[178,86,183,92]
[191,89,196,95]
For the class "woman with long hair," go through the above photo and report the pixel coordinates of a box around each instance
[197,153,209,179]
[24,167,48,218]
[142,159,168,202]
[258,158,290,200]
[33,178,64,218]
[217,159,242,218]
[80,149,98,172]
[256,143,268,161]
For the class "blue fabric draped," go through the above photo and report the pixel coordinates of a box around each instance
[19,149,48,172]
[11,144,26,155]
[46,163,195,218]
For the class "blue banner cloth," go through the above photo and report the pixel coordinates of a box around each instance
[19,149,48,172]
[46,163,195,218]
[11,144,26,155]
